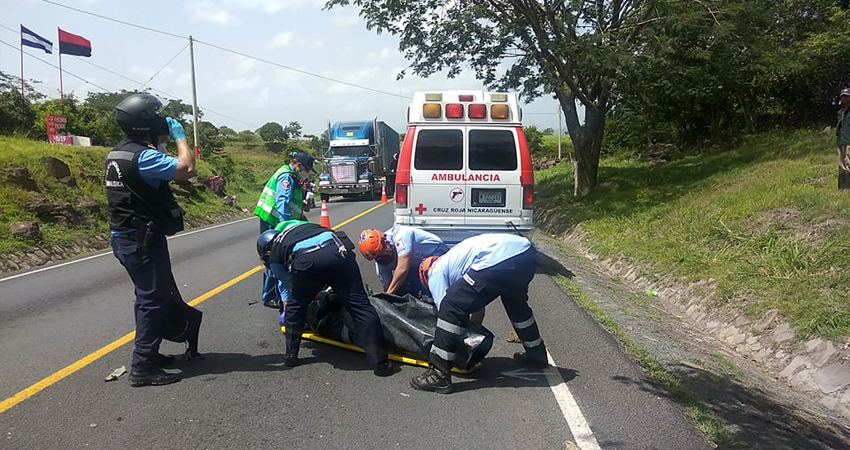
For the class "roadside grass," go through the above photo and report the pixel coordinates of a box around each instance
[536,129,850,341]
[0,137,282,254]
[556,276,738,447]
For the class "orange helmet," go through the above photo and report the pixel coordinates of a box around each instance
[419,255,440,291]
[358,229,385,260]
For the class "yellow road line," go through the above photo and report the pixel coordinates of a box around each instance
[0,202,387,414]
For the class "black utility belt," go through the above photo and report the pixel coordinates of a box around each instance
[292,239,336,258]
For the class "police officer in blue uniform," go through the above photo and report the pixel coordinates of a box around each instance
[411,234,548,394]
[257,221,398,377]
[107,93,201,387]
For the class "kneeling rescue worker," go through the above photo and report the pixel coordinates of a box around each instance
[411,233,548,394]
[257,220,399,377]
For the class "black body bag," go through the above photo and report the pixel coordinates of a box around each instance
[306,286,494,370]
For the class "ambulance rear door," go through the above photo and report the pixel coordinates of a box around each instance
[463,126,526,229]
[406,126,466,230]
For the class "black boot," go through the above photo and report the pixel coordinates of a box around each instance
[128,368,181,387]
[282,353,299,368]
[374,361,399,377]
[410,366,452,394]
[512,351,548,368]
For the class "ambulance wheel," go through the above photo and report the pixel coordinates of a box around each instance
[320,193,330,202]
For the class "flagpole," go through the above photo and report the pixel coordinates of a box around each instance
[20,27,25,100]
[189,35,200,160]
[58,28,64,105]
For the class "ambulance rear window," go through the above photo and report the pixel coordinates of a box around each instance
[414,129,463,170]
[469,129,517,170]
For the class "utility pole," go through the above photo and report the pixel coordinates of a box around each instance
[557,103,562,161]
[189,35,200,160]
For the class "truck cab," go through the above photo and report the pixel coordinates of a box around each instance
[318,119,399,201]
[393,90,534,244]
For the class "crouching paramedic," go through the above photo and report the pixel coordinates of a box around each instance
[358,226,448,297]
[256,220,399,377]
[411,233,547,394]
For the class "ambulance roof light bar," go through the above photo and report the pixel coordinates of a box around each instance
[408,90,521,124]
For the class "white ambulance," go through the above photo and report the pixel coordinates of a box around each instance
[393,90,534,244]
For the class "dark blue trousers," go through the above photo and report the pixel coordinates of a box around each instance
[429,248,545,373]
[284,244,388,365]
[112,233,178,373]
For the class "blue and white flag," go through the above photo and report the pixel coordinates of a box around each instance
[21,25,53,54]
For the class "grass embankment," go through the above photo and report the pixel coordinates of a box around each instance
[536,129,850,341]
[0,136,284,254]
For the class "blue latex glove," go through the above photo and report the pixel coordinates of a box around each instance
[166,116,186,141]
[316,290,328,308]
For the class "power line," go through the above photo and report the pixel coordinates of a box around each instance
[39,0,411,100]
[0,37,111,93]
[1,31,257,129]
[40,0,185,39]
[71,56,258,129]
[139,44,188,89]
[193,39,410,99]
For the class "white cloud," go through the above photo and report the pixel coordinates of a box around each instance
[366,48,396,63]
[186,1,242,27]
[255,86,271,106]
[267,31,295,48]
[219,76,261,93]
[223,0,325,13]
[330,14,362,29]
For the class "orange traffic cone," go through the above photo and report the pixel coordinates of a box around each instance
[319,199,331,228]
[380,182,388,204]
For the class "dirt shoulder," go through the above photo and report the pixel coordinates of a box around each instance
[533,231,850,449]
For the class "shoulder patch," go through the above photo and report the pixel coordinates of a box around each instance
[281,179,290,190]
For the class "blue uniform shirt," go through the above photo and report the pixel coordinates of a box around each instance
[376,226,447,285]
[274,164,298,221]
[110,148,178,236]
[427,234,532,309]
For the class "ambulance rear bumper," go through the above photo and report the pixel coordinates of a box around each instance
[394,222,535,245]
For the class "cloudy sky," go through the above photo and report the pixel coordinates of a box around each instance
[2,0,564,136]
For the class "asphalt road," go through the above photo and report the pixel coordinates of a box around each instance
[0,198,712,450]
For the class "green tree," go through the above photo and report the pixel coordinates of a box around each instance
[160,98,197,122]
[237,129,258,146]
[0,90,37,136]
[325,0,665,196]
[256,121,287,143]
[219,125,236,138]
[284,121,302,140]
[185,120,225,158]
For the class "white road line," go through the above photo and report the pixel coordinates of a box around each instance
[0,217,255,283]
[545,350,602,450]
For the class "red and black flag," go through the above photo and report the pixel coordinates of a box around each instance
[58,28,91,57]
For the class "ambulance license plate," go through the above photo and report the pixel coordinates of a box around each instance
[471,189,505,207]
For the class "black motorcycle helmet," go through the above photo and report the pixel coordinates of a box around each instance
[114,93,169,137]
[257,229,280,265]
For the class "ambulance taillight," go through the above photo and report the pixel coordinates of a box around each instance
[396,184,408,208]
[458,94,474,102]
[522,185,534,209]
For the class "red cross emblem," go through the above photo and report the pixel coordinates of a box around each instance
[414,203,427,215]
